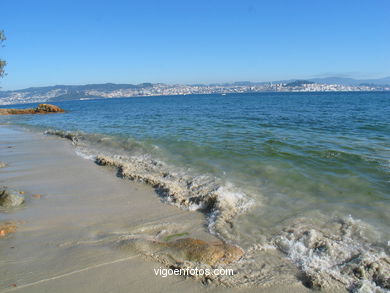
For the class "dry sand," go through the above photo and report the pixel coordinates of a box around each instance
[0,125,311,293]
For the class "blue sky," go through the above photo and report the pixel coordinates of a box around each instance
[1,0,389,90]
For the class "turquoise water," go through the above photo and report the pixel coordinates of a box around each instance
[1,91,390,290]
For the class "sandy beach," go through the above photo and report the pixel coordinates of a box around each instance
[0,125,313,293]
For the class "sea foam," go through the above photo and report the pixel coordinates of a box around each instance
[274,215,390,291]
[45,129,254,240]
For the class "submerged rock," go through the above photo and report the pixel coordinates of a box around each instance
[0,104,64,115]
[120,237,244,266]
[163,238,244,265]
[0,187,25,208]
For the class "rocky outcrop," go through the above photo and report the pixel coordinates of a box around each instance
[0,187,25,208]
[0,104,64,115]
[35,103,64,113]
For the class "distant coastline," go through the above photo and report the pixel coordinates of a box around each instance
[1,77,390,105]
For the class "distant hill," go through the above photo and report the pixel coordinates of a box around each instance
[0,82,153,95]
[0,83,156,104]
[208,77,390,87]
[308,76,390,86]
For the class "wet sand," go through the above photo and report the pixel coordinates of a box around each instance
[0,125,311,293]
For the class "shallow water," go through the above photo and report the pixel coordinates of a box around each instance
[1,92,389,291]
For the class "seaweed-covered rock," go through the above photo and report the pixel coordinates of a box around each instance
[0,187,25,208]
[0,104,64,115]
[35,104,64,113]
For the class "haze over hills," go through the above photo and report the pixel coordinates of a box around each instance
[0,77,389,106]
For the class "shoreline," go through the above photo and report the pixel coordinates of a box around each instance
[0,125,311,292]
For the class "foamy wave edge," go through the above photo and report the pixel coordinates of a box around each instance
[45,129,254,240]
[273,215,390,292]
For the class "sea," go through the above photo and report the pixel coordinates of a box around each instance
[1,91,389,291]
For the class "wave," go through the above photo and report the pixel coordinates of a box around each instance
[45,129,254,240]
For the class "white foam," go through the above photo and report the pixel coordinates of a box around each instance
[215,184,254,212]
[74,149,96,161]
[274,215,390,291]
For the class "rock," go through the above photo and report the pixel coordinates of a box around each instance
[0,187,25,208]
[0,221,17,237]
[32,194,42,199]
[121,237,244,266]
[0,104,64,115]
[0,161,7,168]
[164,238,244,265]
[35,104,64,113]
